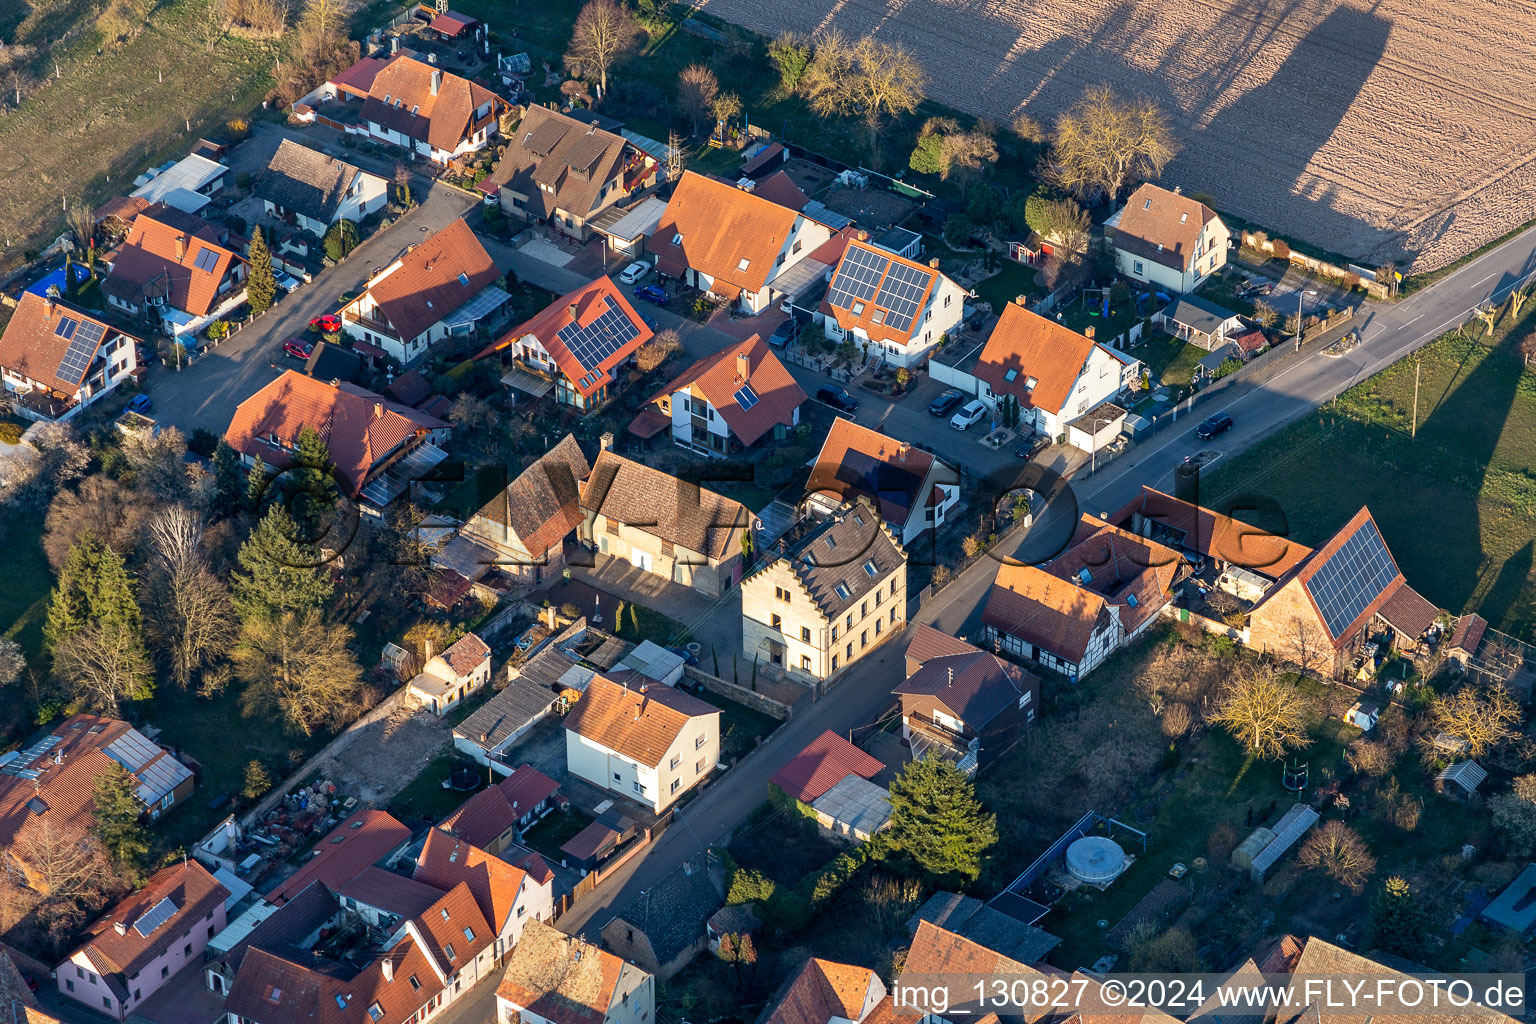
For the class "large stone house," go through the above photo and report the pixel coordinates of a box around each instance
[580,450,750,598]
[740,504,907,685]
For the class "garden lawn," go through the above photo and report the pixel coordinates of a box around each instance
[1134,333,1206,393]
[612,601,686,646]
[1203,309,1536,639]
[1059,291,1140,345]
[698,692,781,763]
[0,509,52,669]
[387,747,486,821]
[971,260,1043,315]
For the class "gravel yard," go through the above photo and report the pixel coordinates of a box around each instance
[686,0,1536,272]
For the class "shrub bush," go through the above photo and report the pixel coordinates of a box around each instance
[0,422,24,445]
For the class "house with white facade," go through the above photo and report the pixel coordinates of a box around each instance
[631,334,805,456]
[1106,183,1231,293]
[413,828,555,962]
[129,153,229,216]
[254,139,389,240]
[340,218,506,365]
[321,51,510,164]
[819,236,966,369]
[101,204,247,337]
[804,417,960,546]
[495,921,654,1024]
[405,632,492,715]
[963,300,1139,450]
[653,171,833,314]
[563,674,720,814]
[982,514,1186,682]
[0,293,142,422]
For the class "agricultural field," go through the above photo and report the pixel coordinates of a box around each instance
[0,0,282,273]
[689,0,1536,272]
[1204,307,1536,640]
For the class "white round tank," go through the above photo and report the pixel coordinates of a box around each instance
[1065,836,1126,884]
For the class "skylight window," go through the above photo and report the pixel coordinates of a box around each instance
[1078,568,1093,584]
[367,1004,384,1022]
[825,534,837,550]
[445,942,457,962]
[851,301,865,315]
[334,995,348,1009]
[863,559,878,578]
[1127,594,1140,607]
[409,976,421,992]
[1179,213,1188,223]
[457,272,470,286]
[440,907,450,921]
[672,233,683,245]
[463,926,475,941]
[737,257,750,271]
[834,583,851,601]
[871,309,886,324]
[1024,376,1038,392]
[1004,368,1017,382]
[1143,198,1152,209]
[265,986,283,1004]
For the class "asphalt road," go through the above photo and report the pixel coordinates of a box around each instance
[145,182,477,435]
[550,221,1536,939]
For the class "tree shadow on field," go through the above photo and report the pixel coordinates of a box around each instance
[1196,4,1391,247]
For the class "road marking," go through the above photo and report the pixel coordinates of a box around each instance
[1401,313,1423,326]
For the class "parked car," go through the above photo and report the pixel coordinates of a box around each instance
[1016,435,1050,460]
[617,261,650,285]
[668,646,701,667]
[950,399,988,430]
[275,271,301,293]
[768,318,800,348]
[928,389,964,417]
[126,394,152,414]
[283,338,313,360]
[1195,412,1234,440]
[309,314,342,333]
[633,284,670,306]
[816,386,860,413]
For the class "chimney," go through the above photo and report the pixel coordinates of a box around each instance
[114,922,127,936]
[856,230,869,242]
[382,959,393,983]
[1173,185,1182,195]
[1085,326,1095,341]
[373,401,384,419]
[735,351,750,381]
[588,121,599,135]
[1014,294,1028,307]
[175,234,188,260]
[424,639,435,661]
[599,431,614,453]
[928,257,940,269]
[430,68,442,95]
[567,302,579,322]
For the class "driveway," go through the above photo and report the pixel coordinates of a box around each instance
[146,182,477,435]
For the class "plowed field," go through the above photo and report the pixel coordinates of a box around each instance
[690,0,1536,271]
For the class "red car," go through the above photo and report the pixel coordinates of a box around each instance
[309,314,342,333]
[283,338,313,360]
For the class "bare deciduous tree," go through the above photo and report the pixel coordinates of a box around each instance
[677,63,718,137]
[634,328,681,373]
[1345,738,1397,777]
[1431,684,1522,757]
[1050,84,1177,203]
[665,129,685,181]
[121,423,190,500]
[803,31,926,160]
[234,608,364,735]
[1210,664,1312,759]
[44,475,147,571]
[1297,820,1376,892]
[204,0,232,51]
[54,623,155,713]
[146,506,236,689]
[566,0,636,94]
[10,821,119,940]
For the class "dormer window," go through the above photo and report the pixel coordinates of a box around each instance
[384,94,391,103]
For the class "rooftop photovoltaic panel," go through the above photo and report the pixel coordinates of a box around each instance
[556,305,640,374]
[192,247,220,273]
[55,319,107,387]
[132,897,178,937]
[54,316,79,340]
[874,260,934,332]
[734,384,759,410]
[1304,519,1399,638]
[826,245,889,311]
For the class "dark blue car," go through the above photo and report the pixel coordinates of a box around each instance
[127,394,152,414]
[633,284,670,306]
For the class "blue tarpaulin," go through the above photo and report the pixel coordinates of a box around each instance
[25,263,90,298]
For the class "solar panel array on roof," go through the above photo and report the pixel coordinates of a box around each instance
[2,735,60,778]
[734,384,759,410]
[192,247,220,273]
[826,245,889,311]
[105,729,193,806]
[56,318,104,387]
[1304,520,1399,638]
[132,896,178,937]
[556,305,640,374]
[876,260,934,332]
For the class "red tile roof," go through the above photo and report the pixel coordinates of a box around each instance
[807,417,940,528]
[1113,183,1221,273]
[414,829,529,935]
[765,958,877,1024]
[1290,507,1404,644]
[332,867,441,919]
[770,731,885,804]
[823,239,944,345]
[563,675,719,768]
[223,371,446,496]
[751,171,809,212]
[409,881,492,974]
[0,293,139,397]
[354,54,504,155]
[654,171,801,294]
[65,861,228,1000]
[1377,580,1439,640]
[428,10,476,35]
[479,277,652,398]
[441,632,491,677]
[1449,613,1487,654]
[224,937,445,1024]
[974,303,1097,416]
[904,623,981,665]
[648,334,805,446]
[105,205,239,315]
[362,219,499,343]
[265,809,411,905]
[438,765,559,850]
[1109,486,1313,578]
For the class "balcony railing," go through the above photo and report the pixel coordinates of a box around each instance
[347,312,399,340]
[906,713,973,747]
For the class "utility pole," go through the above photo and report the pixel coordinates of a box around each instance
[1411,358,1420,439]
